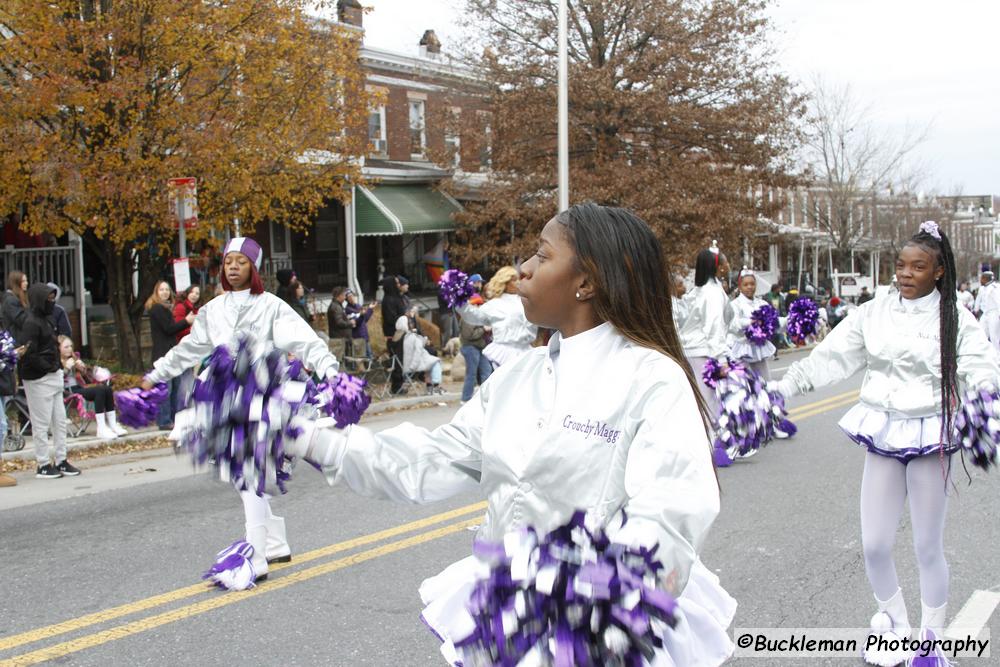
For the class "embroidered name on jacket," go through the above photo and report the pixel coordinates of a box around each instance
[562,415,621,444]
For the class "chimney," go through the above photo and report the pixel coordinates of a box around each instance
[337,0,363,28]
[419,29,441,58]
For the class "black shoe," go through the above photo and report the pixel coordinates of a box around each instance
[57,460,81,476]
[36,464,62,479]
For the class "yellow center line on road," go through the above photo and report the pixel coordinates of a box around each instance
[0,501,487,654]
[1,517,482,667]
[789,393,860,421]
[786,389,860,417]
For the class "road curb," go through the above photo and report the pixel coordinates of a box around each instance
[1,428,169,462]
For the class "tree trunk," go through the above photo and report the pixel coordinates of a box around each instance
[105,246,145,372]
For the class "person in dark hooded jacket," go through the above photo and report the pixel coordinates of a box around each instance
[380,276,408,394]
[19,283,79,479]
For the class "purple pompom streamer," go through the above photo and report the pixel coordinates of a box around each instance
[701,357,725,390]
[710,360,796,459]
[175,335,370,496]
[954,386,1000,470]
[745,304,779,346]
[451,511,678,666]
[311,372,372,428]
[0,330,17,372]
[438,269,475,309]
[786,297,819,341]
[115,383,169,428]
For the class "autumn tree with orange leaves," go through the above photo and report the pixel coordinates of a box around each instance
[0,1,371,370]
[446,0,804,271]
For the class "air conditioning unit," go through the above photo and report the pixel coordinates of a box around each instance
[371,138,387,155]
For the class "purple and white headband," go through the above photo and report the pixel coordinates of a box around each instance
[224,237,263,270]
[919,221,941,240]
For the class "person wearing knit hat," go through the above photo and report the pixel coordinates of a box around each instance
[275,269,296,291]
[141,236,341,585]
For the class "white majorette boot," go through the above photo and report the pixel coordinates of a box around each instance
[265,516,292,564]
[94,413,118,440]
[864,588,912,666]
[245,524,269,582]
[106,411,127,436]
[909,601,950,666]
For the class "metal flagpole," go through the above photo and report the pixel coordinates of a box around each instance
[557,0,569,212]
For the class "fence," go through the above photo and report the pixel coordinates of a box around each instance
[0,244,80,301]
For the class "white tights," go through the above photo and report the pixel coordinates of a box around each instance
[860,452,950,607]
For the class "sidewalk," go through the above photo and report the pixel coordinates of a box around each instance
[1,390,462,464]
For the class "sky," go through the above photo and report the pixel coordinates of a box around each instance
[343,0,999,196]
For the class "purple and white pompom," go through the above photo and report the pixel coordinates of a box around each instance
[115,383,170,428]
[0,330,17,372]
[311,372,371,428]
[702,357,725,390]
[451,511,678,665]
[711,362,796,462]
[176,336,371,496]
[786,297,819,341]
[954,386,1000,470]
[203,540,257,591]
[438,269,475,309]
[179,339,308,496]
[745,304,779,346]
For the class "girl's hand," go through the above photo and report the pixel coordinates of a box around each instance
[14,345,26,358]
[140,378,154,391]
[185,311,196,324]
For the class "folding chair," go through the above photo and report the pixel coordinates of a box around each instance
[64,392,95,438]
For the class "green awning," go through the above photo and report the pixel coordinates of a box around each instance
[355,184,462,236]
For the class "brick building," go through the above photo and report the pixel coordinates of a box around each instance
[256,0,488,302]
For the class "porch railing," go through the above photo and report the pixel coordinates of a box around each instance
[0,244,80,301]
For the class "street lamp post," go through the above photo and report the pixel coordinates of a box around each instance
[557,0,569,213]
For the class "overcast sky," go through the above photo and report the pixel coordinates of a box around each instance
[347,0,998,196]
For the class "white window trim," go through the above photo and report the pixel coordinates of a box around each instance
[445,106,462,169]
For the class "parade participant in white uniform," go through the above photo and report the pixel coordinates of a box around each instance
[973,268,1000,347]
[672,274,690,332]
[956,281,975,312]
[289,203,735,666]
[777,222,999,666]
[141,237,340,583]
[727,267,776,380]
[678,242,731,417]
[458,266,537,368]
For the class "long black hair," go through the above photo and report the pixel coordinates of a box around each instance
[694,248,721,287]
[907,224,958,443]
[556,203,714,441]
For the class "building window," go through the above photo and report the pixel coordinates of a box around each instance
[409,100,426,159]
[445,107,461,169]
[316,217,343,254]
[477,111,492,171]
[270,221,290,256]
[368,105,387,156]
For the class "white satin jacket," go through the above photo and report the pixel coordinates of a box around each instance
[678,279,731,360]
[303,322,719,592]
[146,290,339,383]
[457,293,537,347]
[779,289,999,417]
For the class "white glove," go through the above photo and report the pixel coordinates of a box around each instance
[284,415,347,474]
[324,365,341,382]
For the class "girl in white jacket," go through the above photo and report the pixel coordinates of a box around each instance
[458,266,537,369]
[727,268,776,379]
[141,237,340,583]
[777,222,999,666]
[678,243,731,416]
[289,203,735,666]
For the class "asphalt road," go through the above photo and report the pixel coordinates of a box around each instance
[1,347,998,666]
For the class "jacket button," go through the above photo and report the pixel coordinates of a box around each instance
[546,366,552,374]
[536,418,544,429]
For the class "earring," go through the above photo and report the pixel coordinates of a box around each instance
[575,292,581,299]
